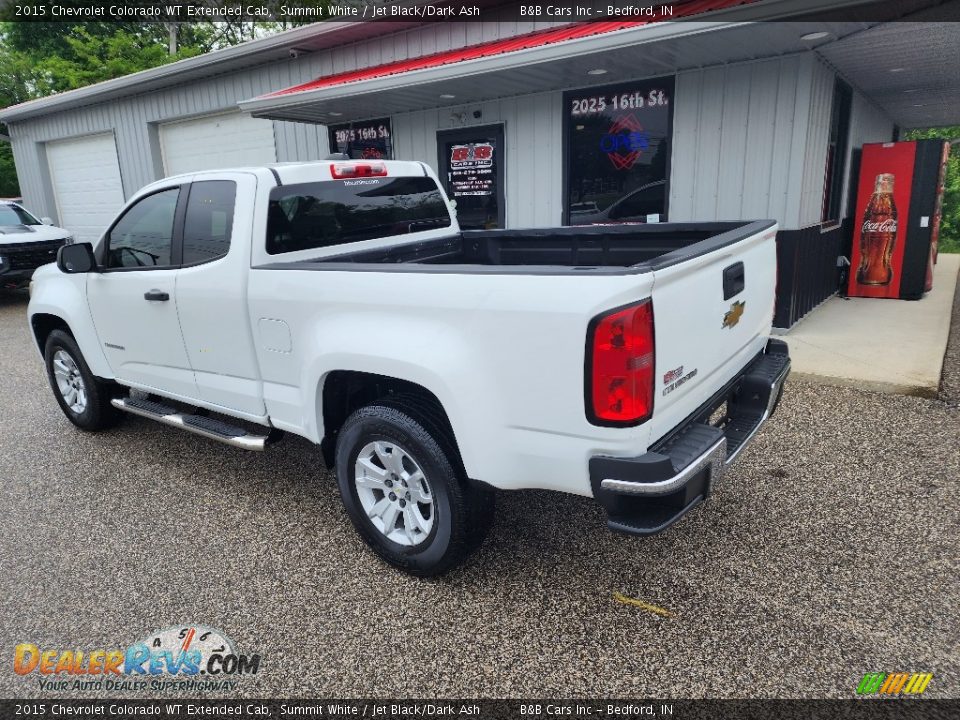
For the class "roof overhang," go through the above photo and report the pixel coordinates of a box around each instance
[816,5,960,128]
[240,0,959,130]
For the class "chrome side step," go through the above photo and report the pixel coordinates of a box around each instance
[111,397,272,451]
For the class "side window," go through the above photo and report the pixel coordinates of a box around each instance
[106,188,179,269]
[183,180,237,265]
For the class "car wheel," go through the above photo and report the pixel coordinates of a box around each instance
[335,403,492,577]
[44,329,123,431]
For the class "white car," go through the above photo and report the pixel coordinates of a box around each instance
[0,200,73,289]
[28,160,789,576]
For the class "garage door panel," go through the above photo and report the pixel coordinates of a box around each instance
[160,112,276,175]
[46,133,126,245]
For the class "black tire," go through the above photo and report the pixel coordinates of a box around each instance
[376,393,495,550]
[44,329,123,431]
[335,403,493,577]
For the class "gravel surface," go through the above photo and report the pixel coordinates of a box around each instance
[940,255,960,406]
[0,289,957,699]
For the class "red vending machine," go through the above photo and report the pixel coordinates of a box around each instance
[848,139,950,300]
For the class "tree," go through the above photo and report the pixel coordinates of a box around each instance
[0,16,301,196]
[904,127,960,254]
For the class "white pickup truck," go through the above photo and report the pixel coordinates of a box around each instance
[28,159,789,576]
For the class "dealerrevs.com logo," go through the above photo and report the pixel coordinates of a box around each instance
[13,625,260,692]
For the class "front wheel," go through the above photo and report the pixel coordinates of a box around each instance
[335,404,492,577]
[44,330,123,431]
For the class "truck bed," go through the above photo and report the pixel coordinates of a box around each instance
[263,221,775,274]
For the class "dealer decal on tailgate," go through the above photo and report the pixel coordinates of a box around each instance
[663,367,698,396]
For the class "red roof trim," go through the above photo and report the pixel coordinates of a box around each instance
[264,0,755,99]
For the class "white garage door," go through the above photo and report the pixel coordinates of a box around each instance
[46,133,126,245]
[160,112,276,175]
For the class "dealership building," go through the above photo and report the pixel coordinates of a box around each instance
[1,0,957,328]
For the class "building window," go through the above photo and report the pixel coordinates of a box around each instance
[822,79,853,224]
[328,118,393,159]
[564,77,674,226]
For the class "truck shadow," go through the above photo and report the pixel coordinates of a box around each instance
[96,412,697,594]
[0,289,29,307]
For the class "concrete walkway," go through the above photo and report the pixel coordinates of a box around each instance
[785,253,960,397]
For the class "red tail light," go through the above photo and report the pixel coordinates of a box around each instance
[330,162,387,179]
[587,299,655,426]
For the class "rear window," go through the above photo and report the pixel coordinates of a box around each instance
[266,176,451,255]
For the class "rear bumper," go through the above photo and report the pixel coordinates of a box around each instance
[589,338,790,536]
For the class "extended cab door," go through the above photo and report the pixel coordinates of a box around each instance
[175,174,265,418]
[87,184,199,399]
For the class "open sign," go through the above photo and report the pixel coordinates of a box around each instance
[600,131,649,154]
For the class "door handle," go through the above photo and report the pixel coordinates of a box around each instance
[723,262,745,300]
[144,290,170,302]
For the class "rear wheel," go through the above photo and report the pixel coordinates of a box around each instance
[44,330,122,431]
[335,403,493,577]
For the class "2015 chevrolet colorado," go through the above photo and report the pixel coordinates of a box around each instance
[28,160,789,576]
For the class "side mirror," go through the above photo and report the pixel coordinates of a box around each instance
[57,242,97,274]
[40,217,54,225]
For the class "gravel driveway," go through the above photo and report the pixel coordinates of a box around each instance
[0,288,957,699]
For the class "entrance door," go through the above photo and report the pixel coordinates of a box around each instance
[437,125,505,230]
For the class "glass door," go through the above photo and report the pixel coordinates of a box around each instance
[437,125,505,230]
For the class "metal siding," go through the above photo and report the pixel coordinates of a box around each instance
[668,68,700,221]
[392,91,562,229]
[768,60,799,225]
[797,58,835,227]
[670,55,812,229]
[840,89,895,219]
[716,65,752,217]
[740,61,780,220]
[8,134,49,217]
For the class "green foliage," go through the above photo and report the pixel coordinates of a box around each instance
[904,127,960,254]
[0,141,19,197]
[39,29,175,92]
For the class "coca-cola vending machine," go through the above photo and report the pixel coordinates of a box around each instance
[848,139,950,299]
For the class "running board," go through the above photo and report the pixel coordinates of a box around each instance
[111,397,273,451]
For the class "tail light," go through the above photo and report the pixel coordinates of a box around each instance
[586,299,655,426]
[330,162,387,179]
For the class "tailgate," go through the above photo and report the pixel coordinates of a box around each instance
[646,221,779,444]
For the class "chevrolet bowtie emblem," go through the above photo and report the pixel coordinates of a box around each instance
[722,300,745,329]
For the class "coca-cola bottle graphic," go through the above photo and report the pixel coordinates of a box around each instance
[856,173,898,286]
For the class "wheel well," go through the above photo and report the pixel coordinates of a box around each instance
[30,314,72,354]
[320,371,463,473]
